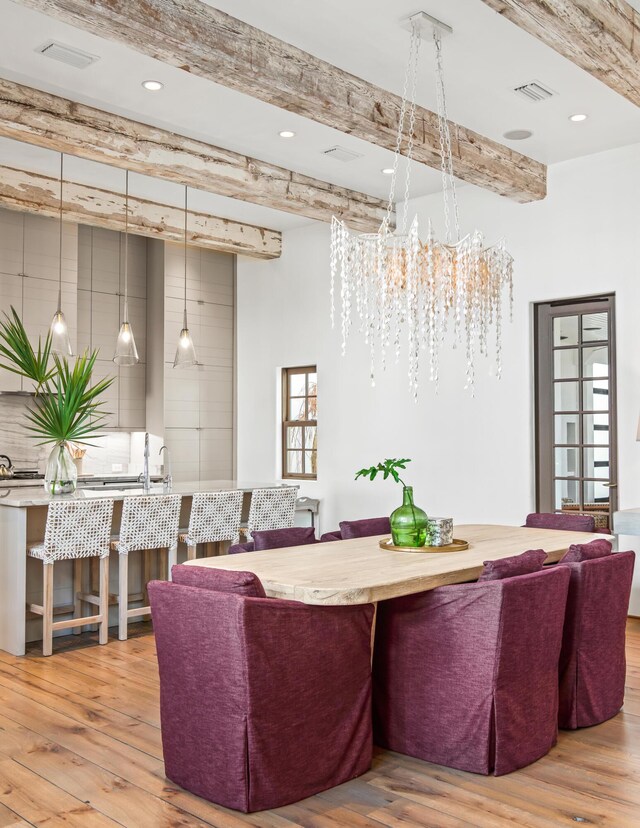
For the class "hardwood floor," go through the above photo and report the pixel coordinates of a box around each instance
[0,621,638,828]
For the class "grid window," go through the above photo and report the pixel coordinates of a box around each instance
[282,366,317,480]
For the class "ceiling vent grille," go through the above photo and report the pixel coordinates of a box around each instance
[322,146,364,163]
[513,81,555,103]
[36,41,99,69]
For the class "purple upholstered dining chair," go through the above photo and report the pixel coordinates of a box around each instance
[525,512,596,533]
[558,550,635,729]
[228,526,317,554]
[373,566,571,776]
[320,530,343,542]
[320,516,391,543]
[149,568,374,812]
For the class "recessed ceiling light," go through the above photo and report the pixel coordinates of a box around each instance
[142,79,163,91]
[569,113,588,122]
[279,130,296,138]
[381,167,395,174]
[503,129,533,141]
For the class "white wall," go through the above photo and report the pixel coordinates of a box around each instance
[236,142,640,612]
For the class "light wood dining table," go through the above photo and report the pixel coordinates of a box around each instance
[183,523,613,605]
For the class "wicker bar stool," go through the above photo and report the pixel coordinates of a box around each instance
[243,486,298,539]
[113,494,181,641]
[178,490,243,560]
[27,499,114,656]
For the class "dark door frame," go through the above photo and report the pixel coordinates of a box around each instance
[534,294,618,522]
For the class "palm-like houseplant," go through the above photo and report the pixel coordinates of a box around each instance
[0,307,114,494]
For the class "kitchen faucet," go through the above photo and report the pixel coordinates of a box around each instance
[159,445,172,491]
[137,432,151,491]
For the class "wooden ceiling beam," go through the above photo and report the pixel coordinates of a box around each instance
[479,0,640,107]
[0,79,388,233]
[0,164,282,259]
[11,0,547,203]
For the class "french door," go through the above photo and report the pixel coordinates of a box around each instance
[535,295,617,529]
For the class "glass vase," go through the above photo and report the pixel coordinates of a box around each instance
[44,442,78,495]
[390,485,429,548]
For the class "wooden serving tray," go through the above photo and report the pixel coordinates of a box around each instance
[379,537,470,554]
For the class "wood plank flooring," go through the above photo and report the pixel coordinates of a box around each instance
[0,620,638,828]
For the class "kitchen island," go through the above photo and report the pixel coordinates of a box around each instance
[0,480,290,655]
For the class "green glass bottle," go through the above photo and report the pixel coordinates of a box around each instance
[390,486,429,548]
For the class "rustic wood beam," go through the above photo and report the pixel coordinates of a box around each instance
[479,0,640,107]
[0,79,388,233]
[11,0,547,203]
[0,164,282,259]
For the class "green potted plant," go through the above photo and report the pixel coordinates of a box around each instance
[355,457,430,547]
[0,307,114,495]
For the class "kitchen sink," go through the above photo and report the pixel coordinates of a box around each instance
[81,481,162,491]
[79,476,163,492]
[82,483,141,491]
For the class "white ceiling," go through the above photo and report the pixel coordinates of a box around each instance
[1,0,639,232]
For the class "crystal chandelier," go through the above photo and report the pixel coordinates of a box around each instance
[330,14,513,396]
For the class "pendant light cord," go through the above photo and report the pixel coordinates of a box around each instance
[183,186,188,328]
[58,153,63,310]
[124,169,129,322]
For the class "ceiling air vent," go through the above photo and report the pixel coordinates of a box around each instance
[513,80,555,103]
[36,41,100,70]
[322,146,364,163]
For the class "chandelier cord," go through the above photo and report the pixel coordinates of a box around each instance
[382,20,419,235]
[433,28,460,245]
[400,26,421,235]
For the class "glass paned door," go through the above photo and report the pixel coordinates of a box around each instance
[535,297,617,530]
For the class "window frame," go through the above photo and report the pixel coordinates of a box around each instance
[281,365,317,481]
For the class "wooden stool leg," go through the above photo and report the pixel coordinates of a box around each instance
[90,557,99,632]
[142,549,152,622]
[168,542,177,579]
[160,548,168,582]
[187,542,197,561]
[73,559,83,636]
[98,555,109,646]
[118,553,129,641]
[143,549,151,601]
[42,563,54,657]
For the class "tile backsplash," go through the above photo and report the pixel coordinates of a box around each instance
[0,395,156,477]
[0,395,49,469]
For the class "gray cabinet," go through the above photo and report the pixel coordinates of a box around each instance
[0,209,77,393]
[77,226,146,430]
[0,209,236,480]
[153,242,235,482]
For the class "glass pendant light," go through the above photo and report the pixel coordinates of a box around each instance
[173,186,197,368]
[50,153,73,356]
[113,169,139,365]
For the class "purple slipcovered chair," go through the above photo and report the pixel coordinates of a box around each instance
[525,512,596,533]
[373,566,571,775]
[149,566,374,812]
[320,516,391,543]
[320,530,343,542]
[228,526,317,555]
[558,549,635,729]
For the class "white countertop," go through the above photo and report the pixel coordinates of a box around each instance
[0,480,295,508]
